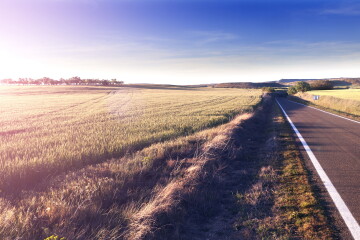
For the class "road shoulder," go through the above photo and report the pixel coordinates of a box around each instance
[180,98,334,239]
[287,95,360,122]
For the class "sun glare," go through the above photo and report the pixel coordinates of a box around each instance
[0,45,45,79]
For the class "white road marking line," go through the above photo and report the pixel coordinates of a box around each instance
[276,98,360,240]
[287,99,360,124]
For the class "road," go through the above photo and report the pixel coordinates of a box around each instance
[276,98,360,239]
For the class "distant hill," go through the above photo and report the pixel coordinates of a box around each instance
[213,82,284,89]
[279,79,318,83]
[279,78,360,88]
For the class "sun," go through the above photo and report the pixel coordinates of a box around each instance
[0,44,45,79]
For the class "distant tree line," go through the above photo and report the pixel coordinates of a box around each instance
[287,81,311,95]
[0,77,124,86]
[287,80,334,95]
[214,82,284,89]
[261,87,275,93]
[280,78,360,85]
[309,80,334,90]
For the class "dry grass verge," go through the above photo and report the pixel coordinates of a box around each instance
[161,97,334,240]
[290,92,360,120]
[230,102,333,239]
[0,108,253,239]
[124,113,254,240]
[121,96,334,240]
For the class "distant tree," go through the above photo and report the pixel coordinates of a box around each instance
[110,79,124,85]
[18,78,29,84]
[59,78,66,85]
[0,79,14,84]
[294,81,311,92]
[68,76,81,85]
[0,76,125,86]
[38,77,55,85]
[262,87,275,93]
[310,80,334,90]
[287,86,298,95]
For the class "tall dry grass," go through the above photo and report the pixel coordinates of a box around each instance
[0,111,253,240]
[296,92,360,117]
[309,89,360,101]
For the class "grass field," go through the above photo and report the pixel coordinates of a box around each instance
[309,89,360,101]
[0,85,263,239]
[0,85,261,192]
[295,90,360,117]
[0,86,334,240]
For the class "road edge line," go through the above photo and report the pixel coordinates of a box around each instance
[276,98,360,240]
[287,99,360,124]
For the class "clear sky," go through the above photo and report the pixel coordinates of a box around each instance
[1,0,360,84]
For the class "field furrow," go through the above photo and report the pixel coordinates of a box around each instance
[0,86,262,194]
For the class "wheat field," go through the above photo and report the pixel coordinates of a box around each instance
[0,85,261,192]
[309,89,360,101]
[296,90,360,117]
[0,85,262,239]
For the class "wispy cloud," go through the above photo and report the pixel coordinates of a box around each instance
[188,30,238,45]
[321,4,360,16]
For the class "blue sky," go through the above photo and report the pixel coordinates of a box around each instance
[1,0,360,84]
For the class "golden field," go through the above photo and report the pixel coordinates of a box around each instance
[0,85,262,239]
[0,85,261,191]
[309,89,360,101]
[296,90,360,117]
[0,86,331,240]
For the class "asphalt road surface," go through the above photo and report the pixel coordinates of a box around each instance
[276,98,360,239]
